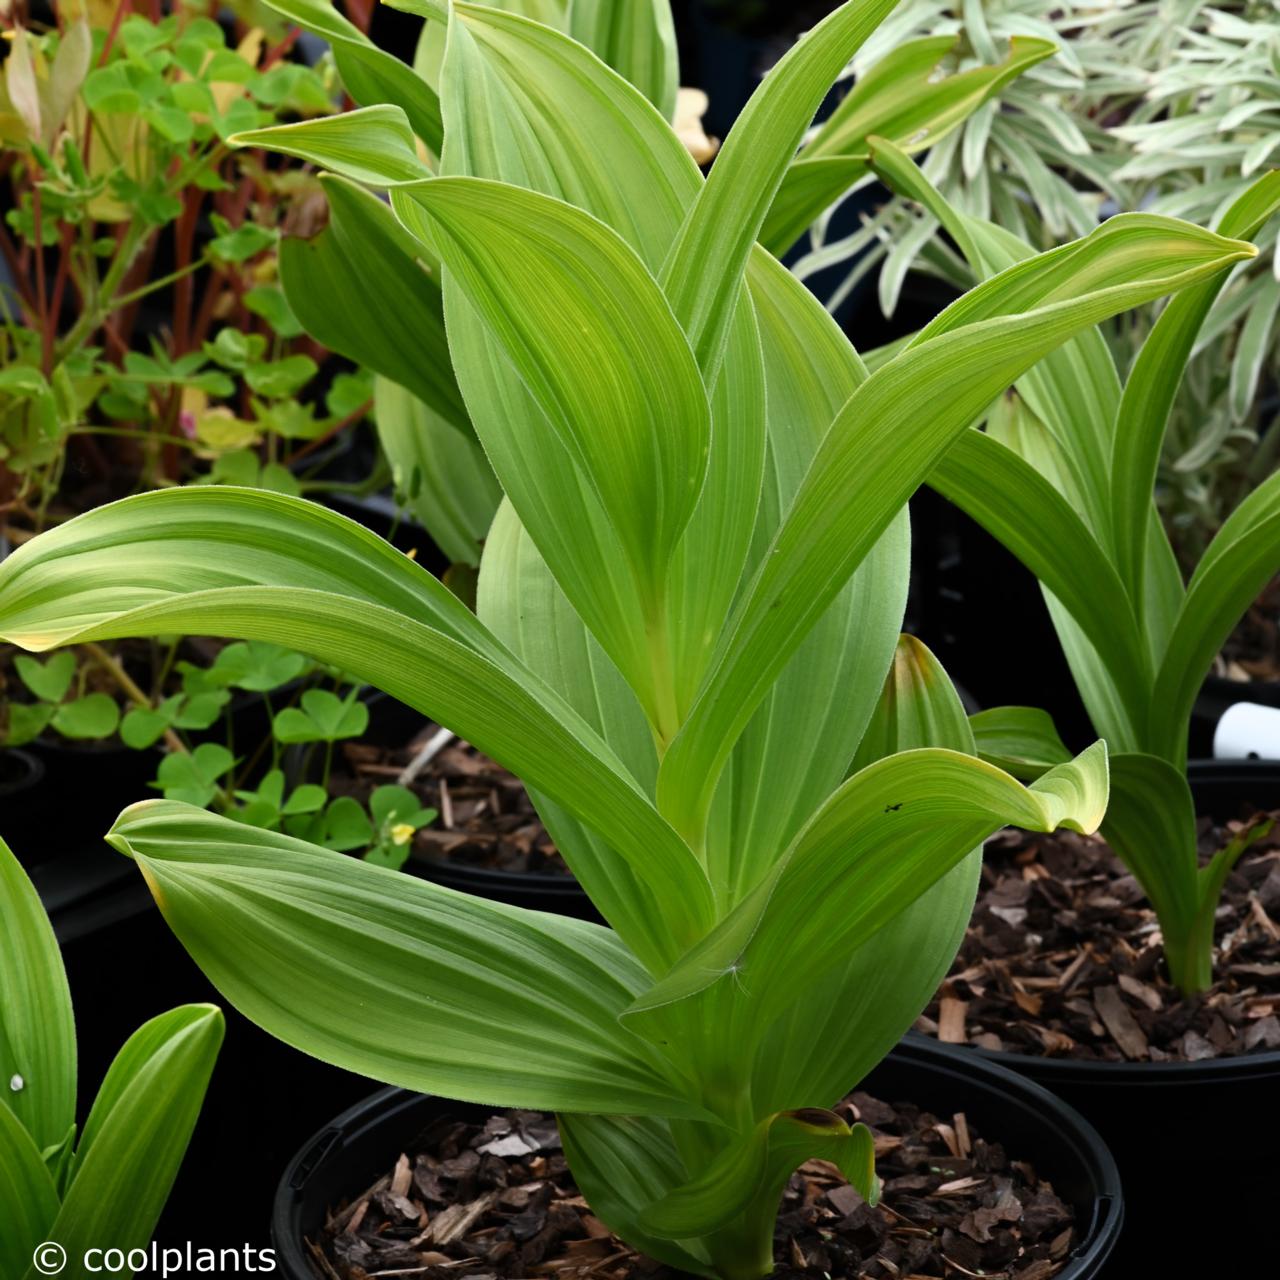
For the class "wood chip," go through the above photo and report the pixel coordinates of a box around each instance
[1093,984,1149,1060]
[390,1153,412,1199]
[953,1112,971,1158]
[1117,972,1162,1011]
[937,996,967,1044]
[420,1192,498,1246]
[932,1122,962,1159]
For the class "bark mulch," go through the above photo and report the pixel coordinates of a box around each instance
[337,733,570,876]
[920,817,1280,1063]
[312,1094,1076,1280]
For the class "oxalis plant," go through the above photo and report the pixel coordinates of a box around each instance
[864,141,1280,997]
[1,835,221,1276]
[0,2,1258,1275]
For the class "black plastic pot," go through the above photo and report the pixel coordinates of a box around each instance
[0,747,46,853]
[25,736,161,859]
[957,758,1280,1275]
[272,1036,1122,1280]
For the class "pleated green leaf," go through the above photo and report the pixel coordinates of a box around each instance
[661,0,899,380]
[560,1114,711,1277]
[700,252,906,906]
[0,1092,59,1280]
[567,0,679,120]
[969,706,1072,781]
[1109,170,1280,611]
[0,838,75,1156]
[0,489,715,959]
[263,0,443,154]
[1098,755,1199,962]
[640,1110,877,1240]
[751,636,980,1114]
[44,1005,222,1279]
[1149,469,1280,764]
[279,176,467,431]
[106,803,703,1118]
[629,744,1109,1063]
[404,177,710,612]
[763,36,1056,257]
[230,105,430,186]
[657,215,1253,845]
[374,377,499,567]
[928,426,1150,730]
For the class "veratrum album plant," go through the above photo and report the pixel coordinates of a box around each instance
[0,3,1257,1275]
[866,142,1280,996]
[0,835,222,1275]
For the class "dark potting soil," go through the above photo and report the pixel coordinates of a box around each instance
[920,817,1280,1064]
[334,733,573,876]
[1216,573,1280,682]
[311,1094,1076,1280]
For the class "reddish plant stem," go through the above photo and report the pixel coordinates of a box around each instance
[48,223,75,348]
[32,184,50,373]
[284,398,374,467]
[262,25,302,69]
[172,186,205,354]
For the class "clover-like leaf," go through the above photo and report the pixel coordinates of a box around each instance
[51,693,120,741]
[14,651,76,704]
[152,743,236,808]
[272,688,369,744]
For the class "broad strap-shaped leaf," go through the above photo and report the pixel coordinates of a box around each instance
[763,36,1055,257]
[928,425,1151,736]
[230,105,431,186]
[0,489,714,961]
[567,0,679,121]
[405,176,710,614]
[969,706,1072,781]
[872,136,1124,545]
[264,0,444,153]
[0,837,75,1154]
[375,377,499,567]
[629,744,1109,1075]
[661,0,900,380]
[1148,468,1280,764]
[280,175,467,431]
[106,803,704,1119]
[1109,170,1280,615]
[0,1101,58,1280]
[639,1110,877,1240]
[657,215,1253,844]
[45,1005,222,1278]
[1099,755,1199,960]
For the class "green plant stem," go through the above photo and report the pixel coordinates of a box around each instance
[54,222,149,364]
[109,254,213,315]
[84,641,188,756]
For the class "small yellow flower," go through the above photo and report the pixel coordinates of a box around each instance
[390,822,416,847]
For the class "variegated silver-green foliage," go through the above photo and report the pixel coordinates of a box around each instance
[0,836,222,1280]
[800,0,1280,555]
[0,2,1257,1275]
[866,138,1280,996]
